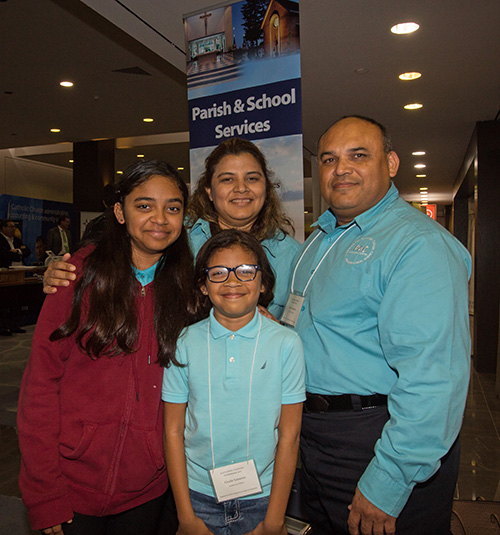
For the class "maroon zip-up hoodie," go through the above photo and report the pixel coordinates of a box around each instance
[17,246,168,530]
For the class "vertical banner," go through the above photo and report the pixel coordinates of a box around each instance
[184,0,304,240]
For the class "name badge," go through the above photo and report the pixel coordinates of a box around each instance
[281,293,305,328]
[209,459,262,502]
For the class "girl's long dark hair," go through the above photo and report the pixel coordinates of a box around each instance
[193,229,275,321]
[50,160,194,367]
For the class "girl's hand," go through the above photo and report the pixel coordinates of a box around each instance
[177,516,215,535]
[244,520,288,535]
[42,518,73,534]
[43,253,76,294]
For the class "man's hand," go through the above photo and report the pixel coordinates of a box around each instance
[43,253,76,294]
[347,487,396,535]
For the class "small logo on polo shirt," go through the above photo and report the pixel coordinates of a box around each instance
[345,237,375,264]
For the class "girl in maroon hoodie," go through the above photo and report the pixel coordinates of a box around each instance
[18,161,194,535]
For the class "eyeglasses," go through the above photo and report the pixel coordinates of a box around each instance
[205,264,261,283]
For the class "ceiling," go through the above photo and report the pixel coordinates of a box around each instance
[1,0,499,205]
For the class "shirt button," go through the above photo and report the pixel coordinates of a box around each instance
[230,334,235,340]
[229,357,235,363]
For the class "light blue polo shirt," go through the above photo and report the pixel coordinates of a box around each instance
[132,261,158,285]
[162,308,305,499]
[187,218,301,319]
[292,183,471,516]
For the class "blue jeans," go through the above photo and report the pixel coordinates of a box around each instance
[189,489,269,535]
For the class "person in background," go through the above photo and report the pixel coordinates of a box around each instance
[42,139,300,320]
[289,116,471,535]
[0,218,31,335]
[0,218,31,268]
[80,183,118,246]
[33,235,48,265]
[17,160,194,535]
[46,215,72,255]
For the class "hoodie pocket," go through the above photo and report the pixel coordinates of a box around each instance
[59,421,119,492]
[115,425,166,493]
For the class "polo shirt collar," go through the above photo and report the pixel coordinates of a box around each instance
[209,307,261,339]
[132,260,159,286]
[314,182,400,234]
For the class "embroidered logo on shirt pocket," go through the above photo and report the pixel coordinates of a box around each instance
[345,237,375,264]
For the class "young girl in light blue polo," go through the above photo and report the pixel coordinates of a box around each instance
[162,229,305,535]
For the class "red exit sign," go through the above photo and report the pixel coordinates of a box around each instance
[425,204,437,220]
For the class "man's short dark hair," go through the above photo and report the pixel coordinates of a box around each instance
[58,215,70,225]
[318,115,394,154]
[1,218,14,230]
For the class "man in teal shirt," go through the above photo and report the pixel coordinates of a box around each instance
[290,116,471,535]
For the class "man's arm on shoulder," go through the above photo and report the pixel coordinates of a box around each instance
[356,230,471,517]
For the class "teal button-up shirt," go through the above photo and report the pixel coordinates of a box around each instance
[292,183,471,516]
[188,218,300,318]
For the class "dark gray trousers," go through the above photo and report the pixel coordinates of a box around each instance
[300,406,459,535]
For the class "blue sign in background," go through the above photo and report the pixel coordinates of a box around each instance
[189,78,302,149]
[0,194,74,265]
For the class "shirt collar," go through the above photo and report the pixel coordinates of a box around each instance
[132,260,159,286]
[314,182,400,234]
[209,307,262,339]
[192,218,212,239]
[192,218,285,260]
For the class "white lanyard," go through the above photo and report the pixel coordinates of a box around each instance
[290,223,356,296]
[207,314,262,470]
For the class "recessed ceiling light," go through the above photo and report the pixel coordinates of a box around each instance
[355,68,370,75]
[137,154,145,158]
[412,151,426,156]
[50,128,61,133]
[60,81,74,87]
[414,164,426,168]
[391,22,420,35]
[143,118,154,123]
[416,174,427,178]
[177,167,184,171]
[404,103,423,110]
[399,72,421,81]
[69,159,74,163]
[117,171,123,175]
[419,187,428,191]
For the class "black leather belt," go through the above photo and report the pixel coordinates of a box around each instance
[304,392,388,413]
